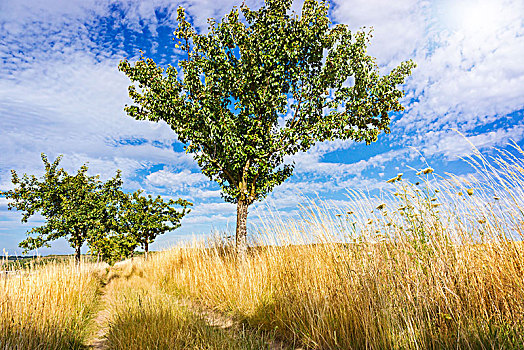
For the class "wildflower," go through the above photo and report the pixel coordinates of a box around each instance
[466,189,474,196]
[458,192,463,196]
[376,203,386,210]
[347,211,354,215]
[494,196,500,200]
[416,167,433,175]
[386,173,403,183]
[478,219,486,224]
[367,219,373,225]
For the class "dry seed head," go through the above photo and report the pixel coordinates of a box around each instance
[386,173,403,183]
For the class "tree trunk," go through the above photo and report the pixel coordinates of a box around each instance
[75,246,81,264]
[144,238,149,260]
[236,199,249,259]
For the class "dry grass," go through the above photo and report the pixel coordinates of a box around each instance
[140,144,524,349]
[2,144,524,349]
[0,259,103,349]
[102,260,276,350]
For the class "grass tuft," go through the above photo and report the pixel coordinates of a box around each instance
[0,260,103,349]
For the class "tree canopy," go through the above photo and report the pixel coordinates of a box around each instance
[1,154,122,262]
[1,154,191,263]
[119,0,415,256]
[120,190,192,258]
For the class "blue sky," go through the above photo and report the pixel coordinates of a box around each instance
[1,0,523,255]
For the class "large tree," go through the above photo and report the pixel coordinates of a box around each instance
[1,154,122,262]
[119,0,415,256]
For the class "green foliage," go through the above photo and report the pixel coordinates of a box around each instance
[1,154,122,260]
[89,232,137,265]
[0,154,192,264]
[119,0,415,207]
[120,191,192,255]
[89,189,192,264]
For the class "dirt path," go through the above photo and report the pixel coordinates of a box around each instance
[84,261,298,349]
[86,289,111,350]
[182,299,298,350]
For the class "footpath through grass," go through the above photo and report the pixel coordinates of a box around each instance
[0,258,287,350]
[98,259,283,350]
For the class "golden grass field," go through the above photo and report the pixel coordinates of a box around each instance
[1,144,524,349]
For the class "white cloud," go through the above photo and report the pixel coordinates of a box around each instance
[331,0,428,66]
[332,0,524,160]
[146,169,208,188]
[0,52,202,189]
[188,188,223,199]
[180,202,236,225]
[396,0,523,150]
[421,125,524,159]
[0,197,11,210]
[197,202,236,213]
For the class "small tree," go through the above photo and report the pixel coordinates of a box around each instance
[121,191,191,258]
[89,233,137,265]
[1,154,122,262]
[87,188,137,264]
[119,0,415,256]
